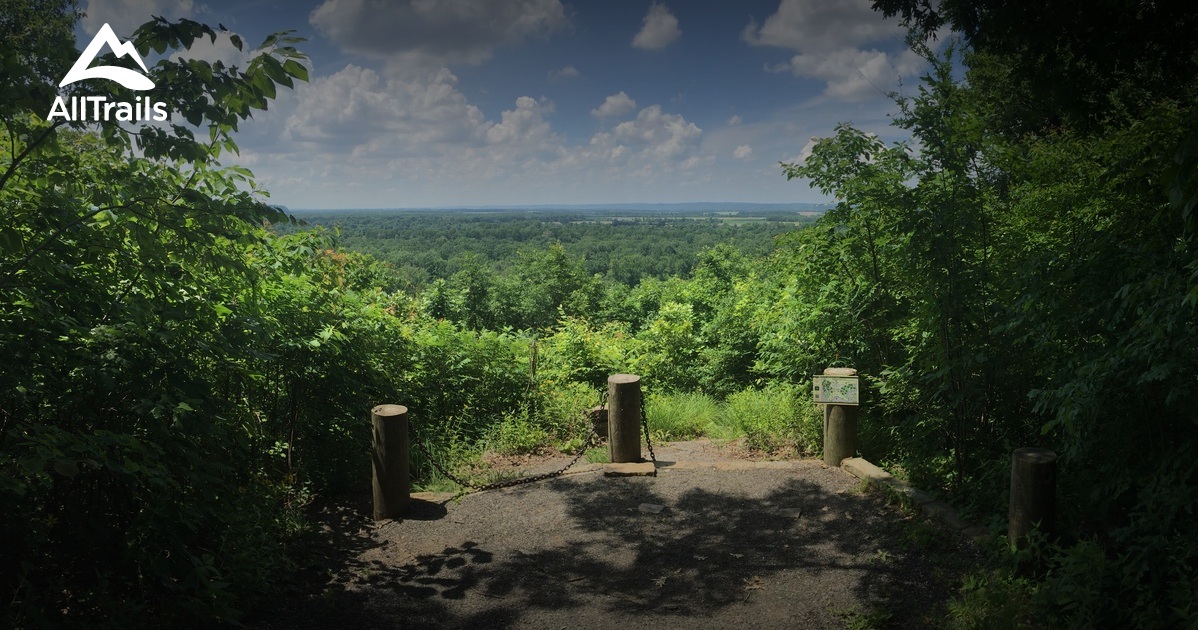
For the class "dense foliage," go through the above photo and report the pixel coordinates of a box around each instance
[774,14,1198,626]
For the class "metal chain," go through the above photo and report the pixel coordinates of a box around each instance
[413,429,596,493]
[639,392,657,471]
[411,384,654,492]
[411,393,605,493]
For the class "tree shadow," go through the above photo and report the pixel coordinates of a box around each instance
[254,470,977,629]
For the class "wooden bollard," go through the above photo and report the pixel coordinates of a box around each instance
[371,404,410,521]
[607,374,642,463]
[1008,447,1057,546]
[822,367,859,467]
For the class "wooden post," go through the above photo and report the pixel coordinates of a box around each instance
[607,374,642,463]
[1008,447,1057,546]
[822,367,858,467]
[371,404,410,521]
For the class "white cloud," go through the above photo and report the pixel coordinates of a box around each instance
[744,0,922,101]
[782,136,821,166]
[486,96,560,155]
[632,3,681,50]
[733,144,754,160]
[281,65,489,155]
[309,0,567,70]
[610,104,702,158]
[772,48,924,100]
[727,114,742,126]
[84,0,194,36]
[548,65,579,80]
[742,0,901,53]
[591,91,637,118]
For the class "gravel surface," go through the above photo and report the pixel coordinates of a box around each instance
[257,442,981,629]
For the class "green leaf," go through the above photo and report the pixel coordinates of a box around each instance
[0,228,23,253]
[282,59,308,82]
[52,460,79,478]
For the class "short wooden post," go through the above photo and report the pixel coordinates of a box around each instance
[371,404,410,521]
[822,367,859,467]
[607,374,642,463]
[1008,447,1057,546]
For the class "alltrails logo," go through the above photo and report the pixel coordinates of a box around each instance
[47,23,168,122]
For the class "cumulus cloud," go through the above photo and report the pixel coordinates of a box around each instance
[744,0,920,100]
[632,3,681,50]
[770,47,924,100]
[742,0,901,53]
[487,96,559,151]
[726,114,742,126]
[547,65,579,80]
[274,61,570,173]
[610,104,701,158]
[309,0,567,69]
[282,65,489,154]
[591,91,637,118]
[781,136,821,166]
[84,0,194,36]
[733,144,754,160]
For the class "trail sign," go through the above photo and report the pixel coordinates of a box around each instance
[813,375,859,405]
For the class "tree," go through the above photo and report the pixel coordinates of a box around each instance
[0,3,311,623]
[872,0,1198,133]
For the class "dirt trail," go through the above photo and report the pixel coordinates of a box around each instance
[257,440,980,629]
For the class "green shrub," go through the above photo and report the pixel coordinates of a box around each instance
[485,410,551,456]
[644,391,725,441]
[725,382,820,454]
[533,379,596,441]
[948,570,1040,630]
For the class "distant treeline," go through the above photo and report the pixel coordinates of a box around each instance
[285,209,819,287]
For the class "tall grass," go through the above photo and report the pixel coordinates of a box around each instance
[724,382,822,454]
[644,391,732,440]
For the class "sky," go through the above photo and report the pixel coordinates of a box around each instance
[77,0,932,209]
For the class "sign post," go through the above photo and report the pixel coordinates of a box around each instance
[814,368,858,467]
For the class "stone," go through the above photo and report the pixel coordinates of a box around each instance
[882,479,936,505]
[604,462,656,477]
[922,501,973,531]
[638,503,665,514]
[841,457,892,480]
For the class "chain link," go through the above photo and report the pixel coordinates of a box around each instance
[410,384,607,493]
[413,429,596,493]
[410,384,656,492]
[639,393,657,472]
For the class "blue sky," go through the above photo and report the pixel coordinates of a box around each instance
[80,0,930,209]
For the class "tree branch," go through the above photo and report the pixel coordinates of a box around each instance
[0,119,67,194]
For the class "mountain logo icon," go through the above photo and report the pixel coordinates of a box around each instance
[60,23,155,91]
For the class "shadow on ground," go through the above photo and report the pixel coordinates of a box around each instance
[253,469,978,629]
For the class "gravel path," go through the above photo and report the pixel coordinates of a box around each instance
[258,442,980,629]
